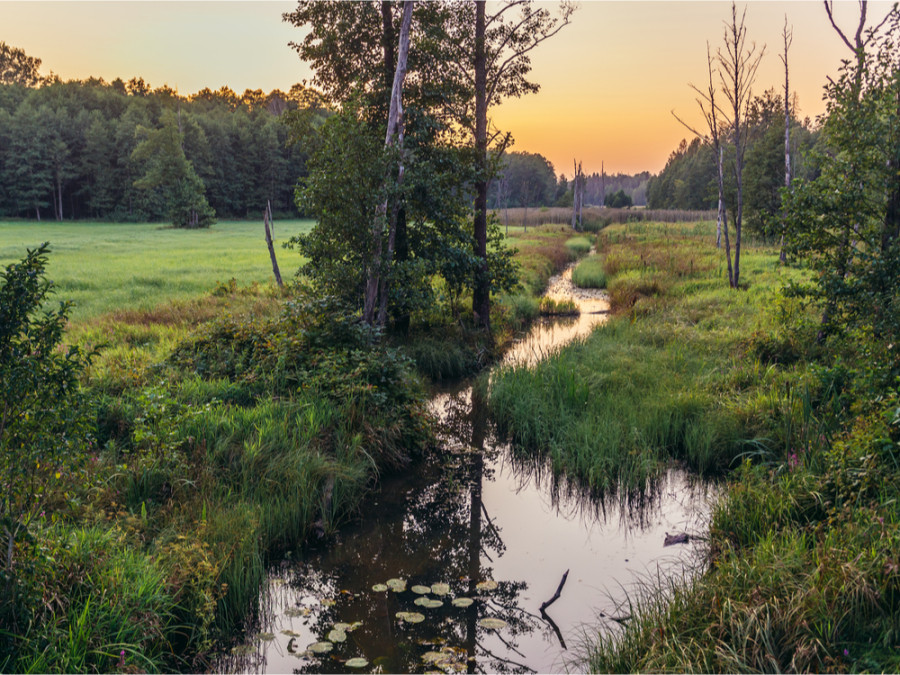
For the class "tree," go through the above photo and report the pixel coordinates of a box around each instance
[785,4,900,352]
[0,42,42,87]
[451,0,574,330]
[132,109,215,228]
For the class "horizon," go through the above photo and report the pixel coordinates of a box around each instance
[2,0,890,177]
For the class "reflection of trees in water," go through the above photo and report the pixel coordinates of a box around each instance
[224,384,543,674]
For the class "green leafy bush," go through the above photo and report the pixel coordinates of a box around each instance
[0,243,96,636]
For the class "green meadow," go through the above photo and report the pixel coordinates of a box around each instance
[0,220,314,321]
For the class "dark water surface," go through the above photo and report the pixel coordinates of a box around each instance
[219,272,715,674]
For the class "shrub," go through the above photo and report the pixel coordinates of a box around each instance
[0,243,97,636]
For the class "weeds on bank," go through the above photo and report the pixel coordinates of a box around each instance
[489,221,900,673]
[3,281,430,673]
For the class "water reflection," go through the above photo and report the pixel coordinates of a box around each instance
[218,266,715,674]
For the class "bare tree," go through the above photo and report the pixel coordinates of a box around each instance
[363,0,414,327]
[779,16,793,263]
[673,44,729,270]
[718,2,764,288]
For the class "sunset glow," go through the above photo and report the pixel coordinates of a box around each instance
[2,0,890,175]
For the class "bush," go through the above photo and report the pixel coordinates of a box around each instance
[0,243,96,637]
[571,256,608,289]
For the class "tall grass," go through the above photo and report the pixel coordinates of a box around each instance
[571,256,608,289]
[492,206,716,231]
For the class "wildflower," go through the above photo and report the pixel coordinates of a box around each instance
[119,650,125,668]
[843,648,850,658]
[788,452,800,469]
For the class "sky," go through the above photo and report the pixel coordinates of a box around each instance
[1,1,892,176]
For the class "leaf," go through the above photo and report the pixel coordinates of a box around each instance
[451,597,473,608]
[475,580,498,591]
[371,583,388,592]
[411,584,432,594]
[257,632,276,641]
[478,617,507,630]
[345,657,369,668]
[430,583,451,596]
[327,629,347,643]
[307,641,334,654]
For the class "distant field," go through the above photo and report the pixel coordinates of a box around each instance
[0,220,314,321]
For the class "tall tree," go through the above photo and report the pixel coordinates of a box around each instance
[364,0,414,327]
[780,17,793,262]
[453,0,574,330]
[0,42,42,87]
[131,109,215,228]
[718,2,764,288]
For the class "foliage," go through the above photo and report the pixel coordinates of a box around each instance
[132,109,216,228]
[488,151,558,209]
[0,244,96,636]
[784,7,900,360]
[604,188,633,208]
[0,42,42,87]
[0,78,311,220]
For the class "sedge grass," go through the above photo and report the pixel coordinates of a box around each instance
[571,256,608,289]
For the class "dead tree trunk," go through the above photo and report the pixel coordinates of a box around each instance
[363,0,413,327]
[780,18,792,263]
[264,200,283,288]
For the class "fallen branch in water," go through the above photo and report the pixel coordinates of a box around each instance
[539,569,569,613]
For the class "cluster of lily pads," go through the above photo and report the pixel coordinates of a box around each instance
[292,577,508,671]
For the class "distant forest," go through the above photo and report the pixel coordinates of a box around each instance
[0,74,313,221]
[487,150,651,209]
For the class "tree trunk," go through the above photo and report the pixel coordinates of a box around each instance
[780,21,792,264]
[264,200,283,287]
[364,0,413,327]
[472,0,491,332]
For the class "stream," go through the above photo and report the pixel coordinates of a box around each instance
[218,267,715,674]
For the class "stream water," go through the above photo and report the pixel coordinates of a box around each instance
[218,268,715,674]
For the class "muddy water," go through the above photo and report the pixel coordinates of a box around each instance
[220,266,714,674]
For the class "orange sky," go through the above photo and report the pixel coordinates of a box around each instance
[2,1,891,176]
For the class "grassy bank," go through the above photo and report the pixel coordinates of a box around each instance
[489,221,900,672]
[1,218,585,672]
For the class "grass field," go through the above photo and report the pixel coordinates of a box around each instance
[0,220,314,321]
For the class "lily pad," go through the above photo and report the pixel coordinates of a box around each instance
[411,584,432,594]
[231,644,254,656]
[422,651,446,664]
[451,597,473,608]
[397,611,425,623]
[475,580,498,592]
[333,622,351,632]
[284,606,310,617]
[431,583,451,596]
[321,598,337,607]
[281,629,301,637]
[348,621,363,631]
[327,629,347,643]
[422,598,444,609]
[386,577,406,589]
[371,583,388,592]
[345,657,369,668]
[308,641,334,654]
[256,632,275,641]
[478,617,507,630]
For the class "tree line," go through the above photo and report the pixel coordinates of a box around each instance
[0,44,312,223]
[487,150,650,210]
[648,88,818,234]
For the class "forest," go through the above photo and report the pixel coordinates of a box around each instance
[2,1,900,674]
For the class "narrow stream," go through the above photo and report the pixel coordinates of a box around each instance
[218,266,715,674]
